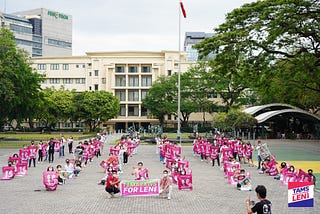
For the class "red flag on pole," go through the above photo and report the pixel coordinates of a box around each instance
[180,1,186,18]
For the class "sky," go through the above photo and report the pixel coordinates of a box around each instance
[2,0,256,56]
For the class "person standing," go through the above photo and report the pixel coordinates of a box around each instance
[159,170,172,200]
[105,170,120,198]
[28,141,38,167]
[255,141,263,170]
[246,185,272,214]
[38,141,43,164]
[68,136,74,154]
[48,139,55,163]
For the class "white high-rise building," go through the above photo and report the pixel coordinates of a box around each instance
[1,8,72,57]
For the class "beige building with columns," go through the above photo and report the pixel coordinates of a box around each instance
[31,50,212,132]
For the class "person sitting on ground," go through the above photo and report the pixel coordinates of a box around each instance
[274,162,287,180]
[246,185,272,214]
[235,169,246,182]
[159,170,172,200]
[259,156,271,174]
[56,165,64,185]
[308,169,316,186]
[64,159,76,178]
[105,170,120,198]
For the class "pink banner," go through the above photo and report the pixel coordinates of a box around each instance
[120,179,160,197]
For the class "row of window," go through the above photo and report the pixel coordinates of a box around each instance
[115,76,152,87]
[119,105,148,116]
[36,122,85,128]
[115,89,148,102]
[47,78,86,84]
[37,63,87,70]
[10,23,33,35]
[116,65,151,73]
[47,38,72,48]
[15,38,41,49]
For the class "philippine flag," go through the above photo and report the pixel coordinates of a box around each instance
[288,182,314,207]
[180,1,186,18]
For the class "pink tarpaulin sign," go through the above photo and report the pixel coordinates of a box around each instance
[120,179,160,197]
[0,166,15,180]
[43,171,58,191]
[15,163,28,176]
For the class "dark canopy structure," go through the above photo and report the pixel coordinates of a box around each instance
[243,104,320,139]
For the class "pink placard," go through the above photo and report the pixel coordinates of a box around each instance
[120,179,160,197]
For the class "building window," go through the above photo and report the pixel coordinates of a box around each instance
[76,78,85,84]
[37,64,46,70]
[128,90,139,101]
[89,86,92,90]
[50,64,59,70]
[89,72,92,76]
[82,64,85,68]
[62,78,73,84]
[119,105,126,116]
[128,105,139,116]
[167,70,172,76]
[141,90,148,100]
[115,90,126,101]
[115,76,126,87]
[128,76,139,87]
[94,84,99,91]
[102,78,106,84]
[168,114,172,120]
[142,66,151,73]
[49,78,60,84]
[141,76,152,87]
[116,66,125,73]
[128,66,138,73]
[62,122,72,128]
[94,70,99,76]
[76,64,79,68]
[141,107,148,116]
[62,64,69,70]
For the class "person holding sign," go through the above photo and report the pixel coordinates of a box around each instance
[159,170,172,200]
[105,170,120,198]
[131,162,149,180]
[245,185,272,214]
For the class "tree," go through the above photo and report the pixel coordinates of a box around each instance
[195,0,320,113]
[36,88,75,130]
[74,91,119,132]
[142,74,199,127]
[0,28,43,127]
[183,62,218,122]
[213,110,257,133]
[142,76,176,125]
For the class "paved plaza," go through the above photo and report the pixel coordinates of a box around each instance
[0,136,319,214]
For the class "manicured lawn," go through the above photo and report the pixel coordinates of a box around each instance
[0,133,94,141]
[0,133,95,149]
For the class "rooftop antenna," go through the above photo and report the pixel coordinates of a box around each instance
[4,0,6,13]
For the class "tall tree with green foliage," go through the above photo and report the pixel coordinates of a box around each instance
[183,62,218,121]
[73,91,120,132]
[0,28,43,127]
[142,76,176,125]
[142,74,199,127]
[195,0,320,113]
[213,110,257,132]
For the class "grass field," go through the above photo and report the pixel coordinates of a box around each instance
[0,133,96,149]
[0,133,94,141]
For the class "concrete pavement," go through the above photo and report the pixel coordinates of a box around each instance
[0,137,319,213]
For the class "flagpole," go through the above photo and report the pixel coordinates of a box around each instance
[177,1,181,144]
